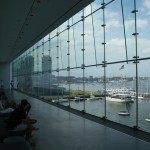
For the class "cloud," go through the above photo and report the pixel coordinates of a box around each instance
[108,38,150,52]
[105,10,119,19]
[147,11,150,15]
[138,38,150,55]
[84,4,92,16]
[143,0,150,8]
[142,48,150,54]
[125,19,149,29]
[137,19,149,28]
[108,38,125,46]
[106,19,122,28]
[105,15,149,30]
[142,0,150,15]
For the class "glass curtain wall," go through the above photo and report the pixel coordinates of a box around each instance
[12,0,150,133]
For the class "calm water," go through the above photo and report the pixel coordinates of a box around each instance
[61,80,150,133]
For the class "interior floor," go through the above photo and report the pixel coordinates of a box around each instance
[4,90,150,150]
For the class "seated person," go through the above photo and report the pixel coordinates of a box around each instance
[0,107,14,114]
[0,100,3,110]
[6,99,38,141]
[0,100,17,115]
[0,95,7,109]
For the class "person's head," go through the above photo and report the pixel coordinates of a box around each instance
[21,99,30,110]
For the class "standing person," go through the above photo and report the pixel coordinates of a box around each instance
[0,100,3,110]
[6,99,38,143]
[10,80,14,90]
[0,80,4,90]
[17,80,19,89]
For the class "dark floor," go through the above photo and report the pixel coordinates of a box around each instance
[8,91,150,150]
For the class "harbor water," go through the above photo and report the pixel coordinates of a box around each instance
[61,80,150,133]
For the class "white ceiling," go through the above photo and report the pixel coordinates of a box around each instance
[0,0,93,63]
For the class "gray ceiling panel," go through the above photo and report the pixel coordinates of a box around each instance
[0,0,93,63]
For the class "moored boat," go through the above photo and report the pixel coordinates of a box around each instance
[118,110,130,116]
[106,93,134,103]
[87,92,100,100]
[145,118,150,122]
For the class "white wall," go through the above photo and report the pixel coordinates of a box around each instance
[0,63,10,89]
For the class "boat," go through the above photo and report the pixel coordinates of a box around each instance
[51,99,68,103]
[74,96,86,102]
[131,95,144,100]
[106,88,145,102]
[118,110,130,116]
[87,92,100,100]
[145,118,150,122]
[106,88,134,95]
[106,88,133,115]
[106,93,134,103]
[74,96,80,102]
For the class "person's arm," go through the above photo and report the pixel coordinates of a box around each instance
[26,102,31,116]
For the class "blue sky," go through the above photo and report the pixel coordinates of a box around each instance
[15,0,150,78]
[81,0,150,77]
[64,0,150,77]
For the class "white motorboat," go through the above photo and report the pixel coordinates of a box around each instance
[118,111,130,116]
[107,88,144,100]
[145,118,150,122]
[106,93,134,103]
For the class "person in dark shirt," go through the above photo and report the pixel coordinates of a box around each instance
[6,99,38,140]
